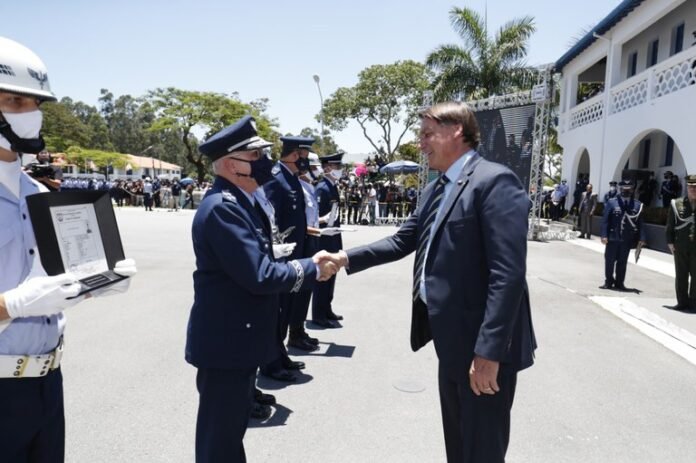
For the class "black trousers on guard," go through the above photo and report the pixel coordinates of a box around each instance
[289,236,318,331]
[0,368,65,463]
[438,365,517,463]
[195,367,256,463]
[674,247,696,307]
[604,240,632,286]
[312,234,342,322]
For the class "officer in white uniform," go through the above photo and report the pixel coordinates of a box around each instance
[0,37,137,461]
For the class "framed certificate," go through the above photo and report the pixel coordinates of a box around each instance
[26,191,127,294]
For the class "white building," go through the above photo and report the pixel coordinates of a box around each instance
[115,154,182,180]
[556,0,696,206]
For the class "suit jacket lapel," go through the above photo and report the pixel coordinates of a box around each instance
[431,153,482,237]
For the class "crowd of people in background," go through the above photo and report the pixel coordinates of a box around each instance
[59,176,203,211]
[54,172,419,226]
[540,170,687,223]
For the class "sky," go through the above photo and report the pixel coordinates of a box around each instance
[2,0,619,162]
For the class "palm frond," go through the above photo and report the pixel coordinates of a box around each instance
[449,7,487,54]
[426,44,474,70]
[494,17,536,63]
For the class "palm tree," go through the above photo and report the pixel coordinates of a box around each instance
[426,7,536,101]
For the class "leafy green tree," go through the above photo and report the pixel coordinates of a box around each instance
[320,60,431,162]
[60,97,113,150]
[41,101,92,152]
[396,141,421,163]
[147,88,278,182]
[298,127,340,155]
[64,146,129,172]
[426,7,536,101]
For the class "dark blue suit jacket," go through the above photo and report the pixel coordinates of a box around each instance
[185,176,317,370]
[263,162,307,258]
[346,154,536,378]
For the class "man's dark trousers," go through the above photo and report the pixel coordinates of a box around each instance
[290,235,318,329]
[0,369,65,463]
[604,240,632,286]
[195,367,256,463]
[438,366,517,463]
[674,247,696,308]
[312,234,342,322]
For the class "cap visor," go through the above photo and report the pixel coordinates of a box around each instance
[244,138,273,150]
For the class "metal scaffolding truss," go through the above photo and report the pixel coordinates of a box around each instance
[416,91,434,208]
[466,91,534,111]
[415,67,554,226]
[527,65,554,240]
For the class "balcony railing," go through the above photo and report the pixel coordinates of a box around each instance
[563,45,696,132]
[568,94,604,130]
[610,73,648,114]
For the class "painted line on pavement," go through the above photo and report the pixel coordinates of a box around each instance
[589,296,696,366]
[530,275,696,366]
[567,238,675,278]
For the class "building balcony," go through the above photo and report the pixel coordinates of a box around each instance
[559,45,696,133]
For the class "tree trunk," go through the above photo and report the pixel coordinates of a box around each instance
[181,128,206,184]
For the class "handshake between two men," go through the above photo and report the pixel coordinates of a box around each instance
[311,250,349,282]
[272,243,345,282]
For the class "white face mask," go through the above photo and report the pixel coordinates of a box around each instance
[310,168,323,180]
[0,110,44,152]
[330,168,343,180]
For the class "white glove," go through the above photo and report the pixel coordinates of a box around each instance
[3,273,83,319]
[88,259,137,298]
[273,243,297,259]
[114,258,137,277]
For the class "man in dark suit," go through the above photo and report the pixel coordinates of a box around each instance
[312,152,346,327]
[262,136,319,383]
[185,116,335,462]
[318,101,536,462]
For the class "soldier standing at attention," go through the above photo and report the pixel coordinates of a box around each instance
[261,136,318,383]
[600,180,647,291]
[603,180,618,203]
[312,152,346,327]
[0,36,137,461]
[665,175,696,311]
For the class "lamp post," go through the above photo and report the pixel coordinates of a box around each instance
[313,74,324,152]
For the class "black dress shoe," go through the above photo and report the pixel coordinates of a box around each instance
[614,284,627,291]
[250,403,272,420]
[254,389,276,406]
[287,337,319,352]
[327,311,343,321]
[667,304,690,311]
[598,283,613,289]
[293,329,319,345]
[282,358,306,370]
[265,369,297,382]
[312,319,339,328]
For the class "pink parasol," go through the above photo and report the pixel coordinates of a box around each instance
[353,163,368,177]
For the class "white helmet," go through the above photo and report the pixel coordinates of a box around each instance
[0,37,56,101]
[308,152,321,167]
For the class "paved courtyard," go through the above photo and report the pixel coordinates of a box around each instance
[61,207,696,462]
